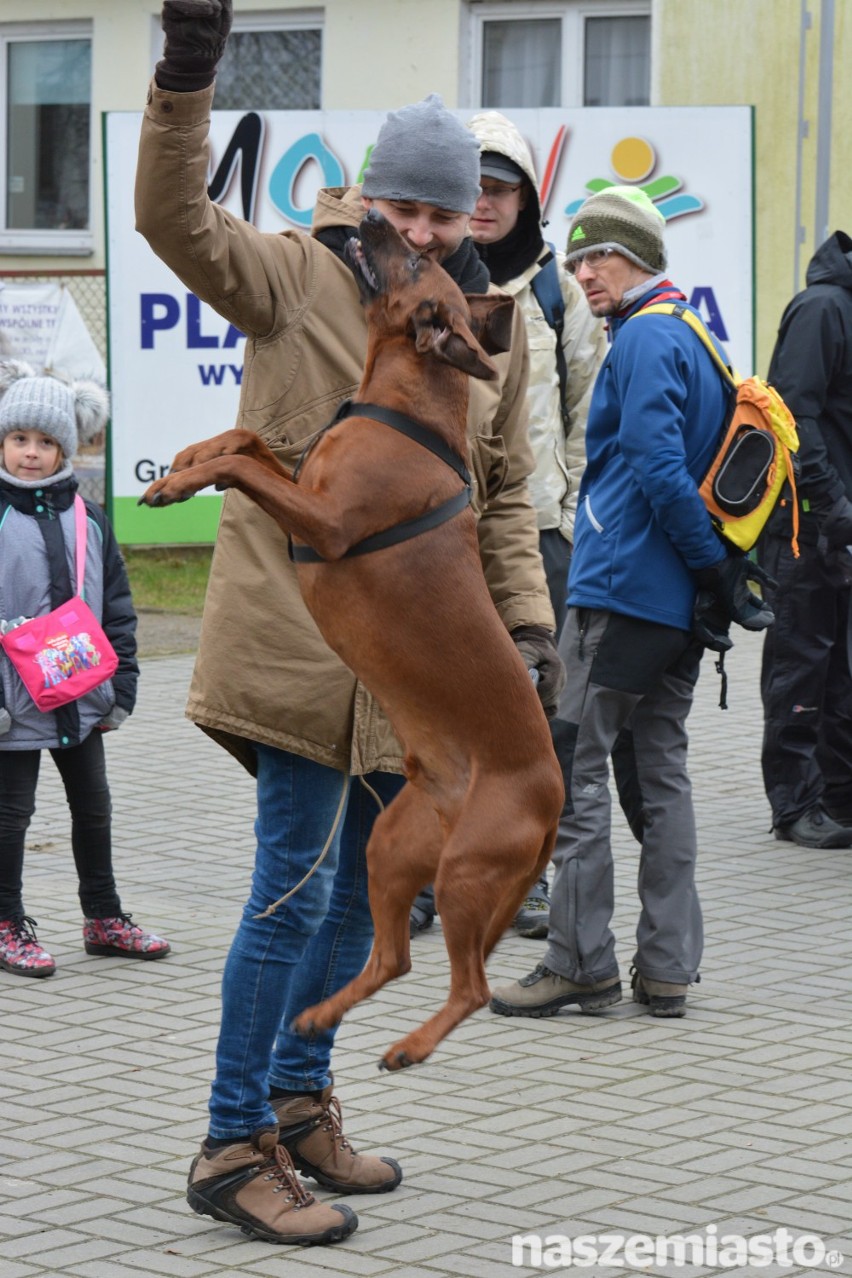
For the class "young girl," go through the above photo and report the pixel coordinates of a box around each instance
[0,361,170,976]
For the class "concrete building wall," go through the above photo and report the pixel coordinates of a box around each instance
[655,0,849,372]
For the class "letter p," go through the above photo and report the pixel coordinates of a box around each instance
[141,293,181,349]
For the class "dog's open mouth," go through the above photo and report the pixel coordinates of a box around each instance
[345,237,380,298]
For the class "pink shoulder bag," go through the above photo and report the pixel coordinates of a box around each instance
[1,496,118,712]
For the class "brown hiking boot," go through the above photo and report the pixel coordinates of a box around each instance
[631,967,689,1018]
[272,1086,403,1194]
[187,1126,358,1244]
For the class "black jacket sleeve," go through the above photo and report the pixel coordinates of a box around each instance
[767,290,848,514]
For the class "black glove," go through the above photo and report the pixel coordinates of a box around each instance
[156,0,233,93]
[691,589,734,653]
[694,555,776,632]
[512,625,566,717]
[818,535,852,588]
[819,495,852,550]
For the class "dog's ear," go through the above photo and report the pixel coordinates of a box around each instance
[412,300,499,380]
[464,293,515,357]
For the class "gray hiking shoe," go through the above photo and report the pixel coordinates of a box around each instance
[490,963,622,1017]
[513,873,550,938]
[409,884,436,937]
[775,805,852,849]
[631,968,689,1018]
[187,1127,358,1245]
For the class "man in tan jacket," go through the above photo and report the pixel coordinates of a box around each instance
[135,0,563,1249]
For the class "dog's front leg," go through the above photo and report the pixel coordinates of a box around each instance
[140,454,356,560]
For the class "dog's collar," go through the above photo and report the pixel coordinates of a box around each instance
[290,399,472,564]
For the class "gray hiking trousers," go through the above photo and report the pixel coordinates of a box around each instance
[545,608,704,986]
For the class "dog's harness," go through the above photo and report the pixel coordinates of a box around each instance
[289,399,473,563]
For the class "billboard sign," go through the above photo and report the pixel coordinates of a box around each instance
[105,105,753,543]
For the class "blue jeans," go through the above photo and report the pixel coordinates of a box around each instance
[208,742,404,1141]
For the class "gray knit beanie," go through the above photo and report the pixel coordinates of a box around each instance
[0,360,109,460]
[565,185,667,273]
[362,94,481,214]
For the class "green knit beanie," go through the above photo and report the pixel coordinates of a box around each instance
[565,186,667,273]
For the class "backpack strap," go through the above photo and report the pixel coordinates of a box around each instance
[531,244,571,433]
[635,302,738,388]
[73,495,88,597]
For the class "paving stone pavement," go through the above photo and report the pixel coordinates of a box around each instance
[2,631,851,1278]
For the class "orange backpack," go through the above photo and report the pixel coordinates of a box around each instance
[634,303,800,556]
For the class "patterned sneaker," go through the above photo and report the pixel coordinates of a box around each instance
[0,916,56,978]
[83,914,170,960]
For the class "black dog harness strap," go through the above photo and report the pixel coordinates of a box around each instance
[290,399,472,564]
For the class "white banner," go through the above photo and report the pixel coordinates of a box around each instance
[0,282,105,382]
[105,105,753,542]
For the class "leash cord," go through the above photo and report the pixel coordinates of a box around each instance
[251,773,387,919]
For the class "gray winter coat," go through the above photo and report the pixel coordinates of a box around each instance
[0,474,138,750]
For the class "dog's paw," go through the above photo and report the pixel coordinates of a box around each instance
[379,1048,416,1072]
[138,476,194,507]
[290,1014,315,1038]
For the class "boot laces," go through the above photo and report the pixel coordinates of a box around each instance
[14,915,40,944]
[321,1095,353,1152]
[3,915,42,949]
[261,1143,316,1208]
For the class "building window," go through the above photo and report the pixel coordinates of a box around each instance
[152,10,323,112]
[584,14,650,106]
[482,19,562,109]
[470,3,651,109]
[215,26,321,110]
[0,24,93,253]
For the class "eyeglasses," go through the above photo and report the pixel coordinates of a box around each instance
[477,183,523,202]
[565,247,618,276]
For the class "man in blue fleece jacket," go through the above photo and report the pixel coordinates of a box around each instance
[491,187,772,1019]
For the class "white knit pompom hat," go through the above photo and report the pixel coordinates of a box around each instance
[0,360,109,459]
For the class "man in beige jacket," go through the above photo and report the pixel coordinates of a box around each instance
[135,0,563,1248]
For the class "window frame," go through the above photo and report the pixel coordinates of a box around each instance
[465,0,651,109]
[0,20,94,256]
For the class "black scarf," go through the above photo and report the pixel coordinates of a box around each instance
[473,200,545,287]
[317,225,491,294]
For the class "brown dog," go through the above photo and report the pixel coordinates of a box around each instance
[141,209,564,1069]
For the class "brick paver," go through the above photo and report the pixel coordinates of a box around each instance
[3,631,851,1277]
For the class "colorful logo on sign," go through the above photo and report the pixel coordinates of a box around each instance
[564,135,704,221]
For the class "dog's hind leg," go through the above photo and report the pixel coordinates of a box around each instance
[290,783,444,1036]
[378,799,557,1070]
[478,827,556,959]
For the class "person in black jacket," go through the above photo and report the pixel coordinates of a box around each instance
[0,362,171,975]
[759,231,852,848]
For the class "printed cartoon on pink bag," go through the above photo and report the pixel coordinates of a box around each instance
[1,497,118,712]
